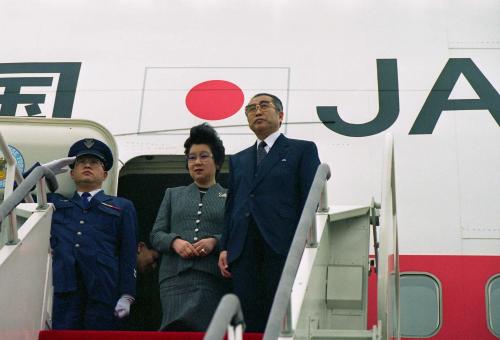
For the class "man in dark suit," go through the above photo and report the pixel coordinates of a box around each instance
[47,138,137,330]
[218,93,320,332]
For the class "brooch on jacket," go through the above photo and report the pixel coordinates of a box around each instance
[101,202,122,211]
[218,192,227,198]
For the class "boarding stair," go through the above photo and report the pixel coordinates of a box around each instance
[0,119,399,340]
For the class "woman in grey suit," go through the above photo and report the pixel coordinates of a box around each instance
[150,123,229,331]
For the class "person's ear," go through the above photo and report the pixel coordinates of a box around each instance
[137,241,146,253]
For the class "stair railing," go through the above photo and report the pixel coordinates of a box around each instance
[0,165,58,245]
[0,132,59,246]
[0,132,34,204]
[264,163,331,340]
[204,294,245,340]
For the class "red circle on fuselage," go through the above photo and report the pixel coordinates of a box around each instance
[185,80,244,120]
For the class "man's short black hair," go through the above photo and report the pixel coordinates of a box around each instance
[251,93,283,112]
[184,123,225,174]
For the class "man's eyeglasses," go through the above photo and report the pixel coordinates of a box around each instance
[187,152,213,163]
[244,100,275,115]
[75,157,104,167]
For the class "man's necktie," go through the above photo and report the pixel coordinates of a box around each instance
[257,141,267,165]
[81,192,91,210]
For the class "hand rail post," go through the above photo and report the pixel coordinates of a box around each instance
[280,301,293,336]
[227,323,243,340]
[204,294,245,340]
[319,182,329,213]
[6,210,19,245]
[36,178,49,210]
[306,217,317,248]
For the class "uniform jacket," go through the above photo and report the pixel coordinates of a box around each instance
[150,183,227,283]
[221,134,320,263]
[49,191,137,305]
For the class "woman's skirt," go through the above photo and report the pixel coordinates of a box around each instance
[159,269,230,331]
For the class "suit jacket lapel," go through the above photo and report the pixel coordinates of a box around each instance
[186,183,200,203]
[252,134,289,188]
[239,146,256,186]
[93,190,111,204]
[71,191,85,209]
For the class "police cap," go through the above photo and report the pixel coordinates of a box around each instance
[68,138,114,171]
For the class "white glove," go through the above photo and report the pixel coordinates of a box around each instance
[114,295,134,319]
[42,156,76,175]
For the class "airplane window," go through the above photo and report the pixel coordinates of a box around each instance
[400,273,441,337]
[486,275,500,337]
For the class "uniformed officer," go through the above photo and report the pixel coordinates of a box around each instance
[46,138,137,330]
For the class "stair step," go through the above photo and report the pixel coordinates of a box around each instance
[39,330,264,340]
[310,328,374,340]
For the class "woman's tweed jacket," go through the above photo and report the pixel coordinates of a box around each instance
[150,183,227,283]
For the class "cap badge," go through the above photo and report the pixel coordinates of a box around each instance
[84,139,95,149]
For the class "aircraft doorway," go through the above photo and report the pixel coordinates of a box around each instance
[117,154,229,330]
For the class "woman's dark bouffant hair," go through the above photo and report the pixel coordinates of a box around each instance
[184,123,225,173]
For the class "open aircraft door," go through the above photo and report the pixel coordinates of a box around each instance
[0,117,118,340]
[377,134,400,340]
[0,117,119,199]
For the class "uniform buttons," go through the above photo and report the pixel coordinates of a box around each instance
[197,211,202,215]
[193,237,198,241]
[196,220,200,224]
[198,203,203,207]
[76,231,82,236]
[75,244,80,248]
[195,228,199,232]
[79,220,85,224]
[245,212,250,217]
[250,194,255,198]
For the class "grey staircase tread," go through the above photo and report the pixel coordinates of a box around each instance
[327,206,370,222]
[310,328,374,339]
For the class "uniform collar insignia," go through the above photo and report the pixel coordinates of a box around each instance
[101,202,121,210]
[218,192,227,197]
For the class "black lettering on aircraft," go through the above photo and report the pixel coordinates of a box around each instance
[317,58,499,136]
[317,59,399,137]
[0,63,81,118]
[410,58,500,134]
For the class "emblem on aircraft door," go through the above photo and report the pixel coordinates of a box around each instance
[0,145,25,189]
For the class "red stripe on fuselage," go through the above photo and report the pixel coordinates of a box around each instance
[368,255,500,339]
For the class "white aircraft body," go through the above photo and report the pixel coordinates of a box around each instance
[0,1,499,339]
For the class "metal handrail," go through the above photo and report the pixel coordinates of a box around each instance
[204,294,245,340]
[377,133,400,340]
[0,132,34,203]
[370,197,381,274]
[264,163,331,340]
[0,166,58,244]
